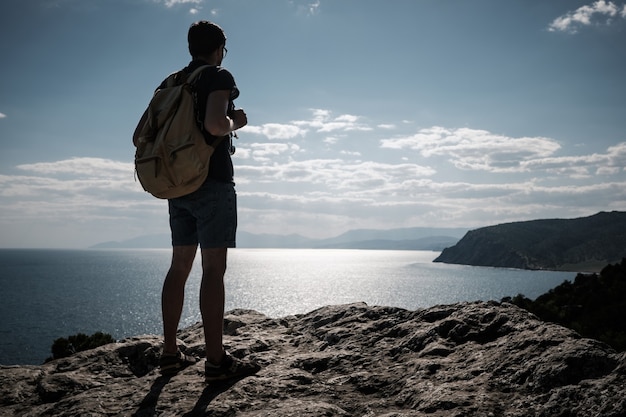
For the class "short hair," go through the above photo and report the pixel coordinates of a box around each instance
[188,21,226,58]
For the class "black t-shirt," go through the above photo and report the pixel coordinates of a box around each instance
[159,60,239,183]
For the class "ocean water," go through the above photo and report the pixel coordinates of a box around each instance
[0,248,576,365]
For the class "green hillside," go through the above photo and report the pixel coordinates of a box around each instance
[434,211,626,272]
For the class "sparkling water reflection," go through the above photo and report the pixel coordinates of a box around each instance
[0,248,575,365]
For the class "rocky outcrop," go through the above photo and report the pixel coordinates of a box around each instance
[434,211,626,271]
[1,302,625,416]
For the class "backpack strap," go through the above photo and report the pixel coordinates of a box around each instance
[187,66,226,149]
[188,65,212,83]
[168,65,226,149]
[165,65,212,88]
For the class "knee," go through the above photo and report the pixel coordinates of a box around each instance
[202,263,226,282]
[165,261,194,285]
[166,266,190,283]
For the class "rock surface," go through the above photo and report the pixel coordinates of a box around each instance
[1,301,625,417]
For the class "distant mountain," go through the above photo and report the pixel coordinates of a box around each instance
[90,227,467,250]
[434,211,626,272]
[313,227,467,247]
[315,236,459,251]
[236,231,317,248]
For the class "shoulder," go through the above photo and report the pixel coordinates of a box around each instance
[215,66,232,75]
[205,66,237,94]
[213,66,235,83]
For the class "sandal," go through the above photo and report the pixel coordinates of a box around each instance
[205,351,261,382]
[159,350,197,375]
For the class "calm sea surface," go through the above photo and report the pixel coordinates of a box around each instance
[0,248,576,365]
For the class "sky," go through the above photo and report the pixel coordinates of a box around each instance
[0,0,625,248]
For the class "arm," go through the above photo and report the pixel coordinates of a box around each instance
[204,90,247,136]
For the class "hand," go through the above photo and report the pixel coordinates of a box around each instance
[230,109,248,130]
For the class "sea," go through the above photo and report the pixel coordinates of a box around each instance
[0,248,577,366]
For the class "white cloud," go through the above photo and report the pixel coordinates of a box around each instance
[155,0,203,14]
[548,0,626,33]
[4,159,138,201]
[380,127,561,173]
[236,175,626,237]
[0,112,6,119]
[292,0,320,16]
[308,0,320,15]
[323,136,341,145]
[16,157,132,178]
[241,123,307,140]
[1,118,625,247]
[162,0,202,8]
[249,143,301,162]
[521,141,626,178]
[311,109,330,120]
[243,109,373,141]
[293,109,372,133]
[0,158,162,248]
[236,158,435,192]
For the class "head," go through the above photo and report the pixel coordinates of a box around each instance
[188,21,227,63]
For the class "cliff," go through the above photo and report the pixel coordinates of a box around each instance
[433,211,626,271]
[2,302,625,416]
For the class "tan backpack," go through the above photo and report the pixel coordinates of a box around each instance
[134,65,223,199]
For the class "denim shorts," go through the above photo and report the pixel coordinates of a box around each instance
[168,180,237,249]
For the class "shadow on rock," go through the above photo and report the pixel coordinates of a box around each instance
[182,378,244,417]
[132,375,172,417]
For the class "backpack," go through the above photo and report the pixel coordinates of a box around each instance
[134,65,223,199]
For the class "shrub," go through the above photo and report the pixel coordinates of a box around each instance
[506,258,626,351]
[48,331,116,362]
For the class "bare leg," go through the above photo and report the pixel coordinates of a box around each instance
[200,247,227,365]
[162,245,197,355]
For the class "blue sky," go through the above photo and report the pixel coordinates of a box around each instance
[1,0,625,248]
